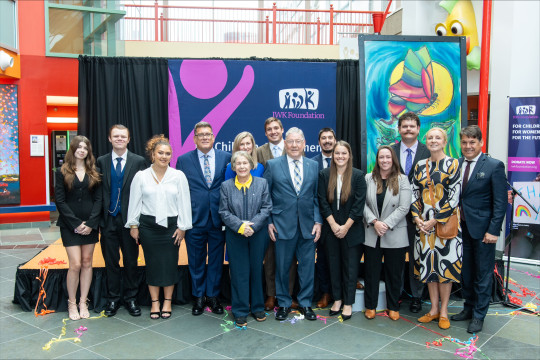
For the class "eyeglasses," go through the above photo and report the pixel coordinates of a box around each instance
[285,139,304,145]
[195,133,213,139]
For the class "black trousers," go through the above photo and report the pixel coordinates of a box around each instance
[100,215,140,302]
[364,239,406,311]
[325,234,361,305]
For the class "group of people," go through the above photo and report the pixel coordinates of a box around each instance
[55,113,507,334]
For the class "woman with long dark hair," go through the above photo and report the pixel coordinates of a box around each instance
[55,136,102,320]
[363,145,411,320]
[317,141,366,320]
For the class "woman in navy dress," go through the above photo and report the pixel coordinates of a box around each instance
[55,136,102,320]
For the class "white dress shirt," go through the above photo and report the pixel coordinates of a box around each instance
[322,154,332,169]
[111,150,128,172]
[197,148,216,180]
[461,152,482,183]
[287,155,303,187]
[271,139,285,158]
[126,166,192,229]
[399,141,419,169]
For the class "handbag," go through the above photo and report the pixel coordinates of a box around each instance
[425,159,459,240]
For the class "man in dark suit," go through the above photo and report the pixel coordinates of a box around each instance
[390,112,430,313]
[451,125,507,334]
[97,124,146,317]
[257,117,297,311]
[264,127,322,321]
[176,121,231,316]
[311,127,336,309]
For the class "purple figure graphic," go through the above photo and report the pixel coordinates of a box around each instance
[168,60,255,159]
[305,88,315,109]
[284,92,291,109]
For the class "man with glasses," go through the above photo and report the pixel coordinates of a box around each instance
[264,127,322,321]
[176,121,231,316]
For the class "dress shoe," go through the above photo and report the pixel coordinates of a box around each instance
[125,300,141,317]
[418,312,440,323]
[356,280,364,290]
[409,297,422,313]
[252,311,267,322]
[235,316,247,327]
[467,318,484,334]
[451,309,473,321]
[341,313,352,321]
[264,296,276,311]
[206,296,224,314]
[388,310,400,321]
[104,301,120,317]
[364,309,376,319]
[192,297,205,316]
[316,293,332,308]
[291,299,299,309]
[275,307,291,321]
[438,316,451,329]
[299,307,317,320]
[329,308,342,316]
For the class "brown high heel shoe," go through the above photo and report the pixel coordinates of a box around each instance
[67,299,80,321]
[79,298,90,319]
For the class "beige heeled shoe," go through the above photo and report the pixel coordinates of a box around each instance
[67,299,80,321]
[79,298,90,319]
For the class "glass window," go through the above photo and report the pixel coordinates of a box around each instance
[0,0,18,50]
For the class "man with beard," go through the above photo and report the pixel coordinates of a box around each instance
[390,112,430,314]
[311,128,336,308]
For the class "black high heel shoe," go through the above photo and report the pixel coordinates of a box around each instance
[150,299,160,320]
[161,299,172,319]
[329,309,342,316]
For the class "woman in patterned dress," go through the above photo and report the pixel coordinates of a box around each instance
[411,127,461,330]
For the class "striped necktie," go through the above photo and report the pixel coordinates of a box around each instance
[293,160,302,195]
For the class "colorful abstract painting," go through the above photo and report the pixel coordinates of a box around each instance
[0,84,20,205]
[359,35,467,172]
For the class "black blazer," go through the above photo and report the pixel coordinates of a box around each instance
[97,151,147,227]
[317,167,367,247]
[55,168,102,231]
[391,141,430,183]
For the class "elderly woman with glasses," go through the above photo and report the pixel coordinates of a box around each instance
[219,151,272,327]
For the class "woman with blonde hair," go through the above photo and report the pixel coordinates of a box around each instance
[126,135,192,320]
[55,135,102,320]
[225,131,264,179]
[411,127,461,329]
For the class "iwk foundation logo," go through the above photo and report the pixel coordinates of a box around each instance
[516,105,536,115]
[279,88,319,110]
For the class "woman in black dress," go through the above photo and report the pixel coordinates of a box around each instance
[55,136,102,320]
[318,141,367,320]
[126,135,192,319]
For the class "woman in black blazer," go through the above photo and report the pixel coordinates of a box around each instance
[318,141,366,320]
[55,136,102,321]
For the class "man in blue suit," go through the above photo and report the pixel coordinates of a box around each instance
[176,121,231,316]
[264,127,322,321]
[451,125,507,333]
[310,127,336,309]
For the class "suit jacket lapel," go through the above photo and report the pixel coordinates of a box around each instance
[300,158,310,194]
[368,177,379,218]
[211,151,225,188]
[280,156,296,192]
[191,150,207,185]
[464,153,486,193]
[380,184,393,216]
[122,152,133,188]
[105,152,112,186]
[394,143,405,174]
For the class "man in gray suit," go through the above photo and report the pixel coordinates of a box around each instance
[257,117,297,311]
[264,127,322,321]
[390,112,430,313]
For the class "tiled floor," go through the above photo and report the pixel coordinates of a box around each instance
[0,224,539,359]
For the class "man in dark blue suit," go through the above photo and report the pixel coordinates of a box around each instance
[264,127,322,321]
[451,125,507,333]
[176,121,231,316]
[311,127,336,309]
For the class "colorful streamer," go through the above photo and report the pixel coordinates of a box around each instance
[34,257,67,317]
[42,311,106,351]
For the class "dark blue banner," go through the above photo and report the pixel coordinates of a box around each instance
[168,60,336,160]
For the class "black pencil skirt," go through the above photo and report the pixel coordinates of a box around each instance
[138,214,180,287]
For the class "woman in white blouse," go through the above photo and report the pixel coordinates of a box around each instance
[126,135,192,320]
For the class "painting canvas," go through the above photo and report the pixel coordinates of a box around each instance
[359,35,467,172]
[0,84,20,205]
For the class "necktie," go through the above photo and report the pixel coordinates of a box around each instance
[293,160,302,195]
[203,155,212,187]
[115,157,123,177]
[325,157,331,168]
[272,145,280,158]
[404,148,413,175]
[460,160,471,222]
